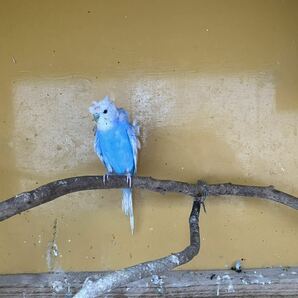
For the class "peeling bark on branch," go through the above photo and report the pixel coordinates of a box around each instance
[0,175,297,222]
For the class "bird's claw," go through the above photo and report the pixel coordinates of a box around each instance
[103,173,110,184]
[126,174,132,188]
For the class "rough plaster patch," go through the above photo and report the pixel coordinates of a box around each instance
[12,73,298,192]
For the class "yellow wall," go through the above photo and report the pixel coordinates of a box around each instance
[0,0,298,274]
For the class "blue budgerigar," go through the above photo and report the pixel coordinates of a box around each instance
[89,96,140,233]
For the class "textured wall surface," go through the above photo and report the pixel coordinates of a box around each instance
[0,0,298,273]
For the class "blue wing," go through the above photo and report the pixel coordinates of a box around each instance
[125,121,140,174]
[116,107,140,174]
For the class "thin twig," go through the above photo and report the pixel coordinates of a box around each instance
[74,201,200,298]
[0,175,297,222]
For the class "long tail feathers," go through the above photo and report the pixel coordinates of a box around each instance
[122,188,134,234]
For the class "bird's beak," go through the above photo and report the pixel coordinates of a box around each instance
[93,114,100,121]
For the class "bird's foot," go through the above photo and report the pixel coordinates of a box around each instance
[103,173,110,185]
[126,174,132,188]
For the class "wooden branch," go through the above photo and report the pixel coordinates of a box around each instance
[1,175,298,296]
[74,201,200,297]
[0,175,298,222]
[1,267,298,297]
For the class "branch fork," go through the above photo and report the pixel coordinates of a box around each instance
[0,175,297,297]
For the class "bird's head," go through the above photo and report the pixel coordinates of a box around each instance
[89,96,119,130]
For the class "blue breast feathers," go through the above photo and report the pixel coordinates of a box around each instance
[94,122,135,174]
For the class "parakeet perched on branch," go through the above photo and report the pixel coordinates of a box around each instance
[89,96,140,233]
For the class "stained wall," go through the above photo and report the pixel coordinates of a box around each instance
[0,0,298,273]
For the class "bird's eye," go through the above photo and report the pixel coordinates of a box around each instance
[103,109,108,114]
